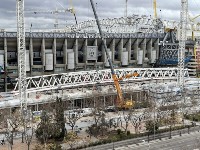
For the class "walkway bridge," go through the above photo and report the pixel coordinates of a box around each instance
[0,67,191,109]
[14,68,189,93]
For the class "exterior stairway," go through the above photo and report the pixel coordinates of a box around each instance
[187,55,197,77]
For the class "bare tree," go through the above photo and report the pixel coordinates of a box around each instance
[130,114,142,134]
[118,110,132,133]
[25,127,34,150]
[65,111,82,131]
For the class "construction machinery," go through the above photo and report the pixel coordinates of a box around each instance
[90,0,137,110]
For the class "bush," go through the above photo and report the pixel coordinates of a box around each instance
[127,130,130,135]
[47,143,62,150]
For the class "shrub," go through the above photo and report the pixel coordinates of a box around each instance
[127,130,130,135]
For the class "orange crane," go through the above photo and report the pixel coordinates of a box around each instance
[90,0,137,109]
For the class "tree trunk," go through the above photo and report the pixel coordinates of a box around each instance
[21,132,24,143]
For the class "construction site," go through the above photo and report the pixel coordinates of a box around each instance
[0,0,200,150]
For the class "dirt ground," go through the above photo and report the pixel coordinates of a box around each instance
[0,138,38,150]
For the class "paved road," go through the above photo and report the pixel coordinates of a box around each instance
[114,131,200,150]
[83,126,200,150]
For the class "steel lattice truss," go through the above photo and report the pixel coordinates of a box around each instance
[14,68,189,93]
[62,15,200,34]
[64,15,164,33]
[178,0,188,90]
[16,0,27,110]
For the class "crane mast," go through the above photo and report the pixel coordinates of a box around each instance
[178,0,188,90]
[89,0,124,106]
[16,0,27,112]
[153,0,157,19]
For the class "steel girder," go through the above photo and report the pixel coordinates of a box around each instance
[64,16,164,33]
[14,68,189,93]
[0,31,165,39]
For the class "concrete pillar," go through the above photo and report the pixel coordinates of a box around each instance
[117,39,123,62]
[4,35,7,92]
[126,39,131,63]
[53,38,56,70]
[104,95,106,107]
[63,39,67,69]
[110,39,115,63]
[147,39,152,61]
[94,39,97,46]
[41,38,45,70]
[141,39,146,66]
[83,39,88,64]
[133,39,139,61]
[74,39,78,65]
[154,39,160,59]
[29,38,33,72]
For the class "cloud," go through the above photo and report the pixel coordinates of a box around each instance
[0,0,199,31]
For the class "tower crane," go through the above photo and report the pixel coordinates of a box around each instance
[69,0,78,25]
[189,14,200,40]
[178,0,188,90]
[16,0,27,113]
[28,8,74,28]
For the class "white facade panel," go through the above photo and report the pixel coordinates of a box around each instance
[45,53,53,71]
[86,46,98,61]
[121,51,129,66]
[137,50,143,65]
[26,50,30,71]
[67,52,75,69]
[151,50,157,63]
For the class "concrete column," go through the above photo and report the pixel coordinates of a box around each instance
[126,39,131,63]
[110,39,115,63]
[29,38,33,72]
[133,39,139,61]
[83,39,88,64]
[94,39,97,46]
[104,95,106,108]
[147,39,152,62]
[63,39,67,69]
[41,38,45,70]
[74,39,78,65]
[141,39,146,66]
[53,38,56,70]
[117,39,123,62]
[154,39,160,59]
[4,35,7,92]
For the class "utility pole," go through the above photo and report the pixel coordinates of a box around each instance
[178,0,188,90]
[16,0,27,112]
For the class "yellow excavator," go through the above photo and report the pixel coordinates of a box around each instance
[90,0,138,110]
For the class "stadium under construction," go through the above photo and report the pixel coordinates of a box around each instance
[0,0,200,111]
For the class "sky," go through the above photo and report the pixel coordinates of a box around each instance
[0,0,199,31]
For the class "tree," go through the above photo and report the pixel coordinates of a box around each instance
[145,120,159,133]
[35,111,50,147]
[130,115,142,134]
[65,111,81,131]
[25,127,34,150]
[54,97,65,140]
[64,131,81,149]
[119,110,131,133]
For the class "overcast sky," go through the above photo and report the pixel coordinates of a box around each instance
[0,0,199,31]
